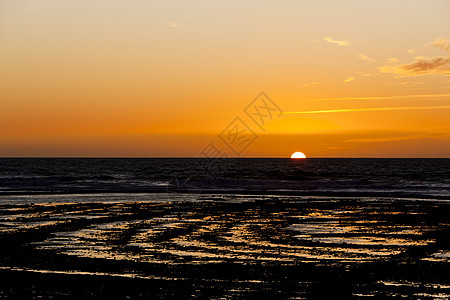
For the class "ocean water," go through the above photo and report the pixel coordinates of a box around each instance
[0,158,448,200]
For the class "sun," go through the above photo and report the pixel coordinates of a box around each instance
[290,152,306,159]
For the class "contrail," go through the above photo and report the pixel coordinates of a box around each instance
[285,105,450,114]
[296,93,450,102]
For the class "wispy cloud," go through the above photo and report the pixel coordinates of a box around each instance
[168,22,178,28]
[378,56,450,76]
[323,37,349,46]
[285,105,450,114]
[296,93,450,102]
[408,49,416,54]
[431,37,450,52]
[346,131,450,143]
[358,53,376,62]
[388,58,399,63]
[384,81,424,88]
[303,82,319,88]
[343,76,354,82]
[359,72,378,77]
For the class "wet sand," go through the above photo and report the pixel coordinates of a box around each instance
[0,195,449,298]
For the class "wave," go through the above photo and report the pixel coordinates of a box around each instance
[0,158,448,199]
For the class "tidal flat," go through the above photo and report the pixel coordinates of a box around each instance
[0,195,449,299]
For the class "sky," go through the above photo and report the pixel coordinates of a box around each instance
[1,0,449,157]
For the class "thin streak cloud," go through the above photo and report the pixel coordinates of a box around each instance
[323,37,349,46]
[296,93,450,102]
[285,105,450,114]
[303,82,319,88]
[431,37,450,52]
[358,53,376,62]
[379,57,450,76]
[346,130,450,143]
[343,76,354,82]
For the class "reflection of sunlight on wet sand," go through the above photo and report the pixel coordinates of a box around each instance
[0,266,183,280]
[422,251,450,262]
[34,209,429,264]
[0,196,449,299]
[375,281,450,299]
[0,196,448,297]
[298,236,432,246]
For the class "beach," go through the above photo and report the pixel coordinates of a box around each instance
[0,158,448,298]
[0,193,449,298]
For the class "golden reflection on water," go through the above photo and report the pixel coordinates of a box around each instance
[17,205,435,264]
[0,197,449,299]
[0,198,447,266]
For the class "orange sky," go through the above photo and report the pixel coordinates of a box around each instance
[1,1,449,157]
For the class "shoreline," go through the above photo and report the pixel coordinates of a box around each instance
[0,189,449,202]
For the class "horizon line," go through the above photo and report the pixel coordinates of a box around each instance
[0,156,448,159]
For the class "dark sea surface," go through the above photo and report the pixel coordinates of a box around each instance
[0,158,449,298]
[0,158,449,200]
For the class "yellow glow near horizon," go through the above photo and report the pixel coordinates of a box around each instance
[1,1,449,157]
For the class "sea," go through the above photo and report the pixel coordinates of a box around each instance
[0,158,448,202]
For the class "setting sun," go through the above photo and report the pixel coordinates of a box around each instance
[290,152,307,159]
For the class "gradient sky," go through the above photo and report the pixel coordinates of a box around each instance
[1,0,449,157]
